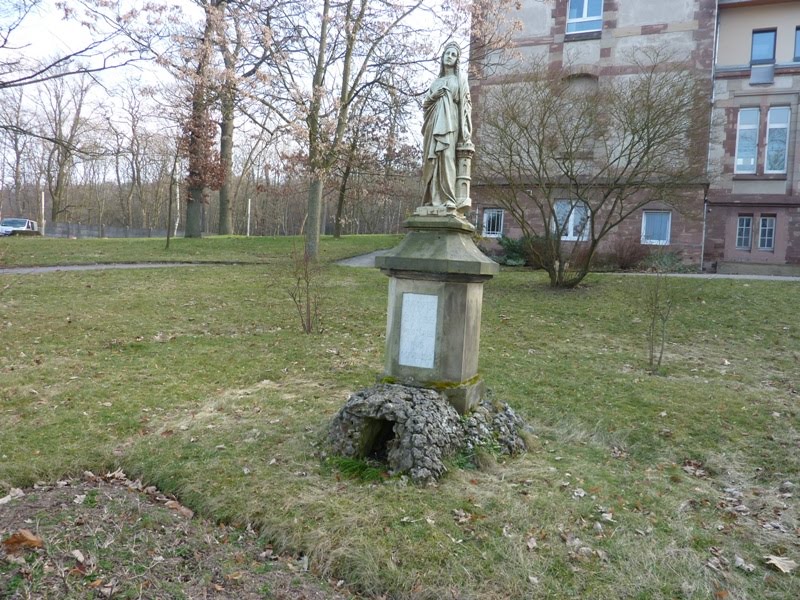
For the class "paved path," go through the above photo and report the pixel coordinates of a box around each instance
[2,255,797,281]
[336,250,392,268]
[0,263,206,275]
[597,271,800,281]
[336,251,799,281]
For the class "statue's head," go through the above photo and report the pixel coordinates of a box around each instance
[439,42,461,76]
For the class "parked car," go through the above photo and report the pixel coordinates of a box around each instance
[0,218,40,236]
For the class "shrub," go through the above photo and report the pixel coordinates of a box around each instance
[610,236,651,270]
[567,244,596,273]
[640,250,685,272]
[497,236,528,266]
[520,236,556,270]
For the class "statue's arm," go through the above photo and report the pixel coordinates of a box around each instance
[423,82,449,110]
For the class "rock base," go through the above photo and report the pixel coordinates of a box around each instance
[328,384,529,483]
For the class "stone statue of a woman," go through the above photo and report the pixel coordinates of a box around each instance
[421,42,473,212]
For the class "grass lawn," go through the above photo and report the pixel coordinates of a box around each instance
[1,235,798,599]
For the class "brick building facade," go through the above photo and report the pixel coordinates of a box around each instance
[471,0,800,274]
[705,0,800,274]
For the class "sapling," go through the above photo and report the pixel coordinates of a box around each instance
[288,245,322,334]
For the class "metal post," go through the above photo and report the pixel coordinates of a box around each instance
[247,197,251,237]
[700,184,709,273]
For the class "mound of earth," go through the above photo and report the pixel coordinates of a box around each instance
[1,471,346,599]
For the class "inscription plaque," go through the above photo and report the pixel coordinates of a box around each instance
[398,293,438,368]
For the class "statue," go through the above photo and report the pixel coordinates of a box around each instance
[420,42,474,216]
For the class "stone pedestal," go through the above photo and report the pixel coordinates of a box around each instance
[376,214,499,414]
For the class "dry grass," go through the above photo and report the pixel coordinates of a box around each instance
[0,238,798,598]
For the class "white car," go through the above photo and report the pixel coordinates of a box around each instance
[0,218,40,236]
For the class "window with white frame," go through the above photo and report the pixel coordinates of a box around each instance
[736,216,753,250]
[554,200,590,241]
[765,107,790,173]
[567,0,603,34]
[641,211,672,245]
[482,208,504,238]
[758,215,776,251]
[735,108,759,174]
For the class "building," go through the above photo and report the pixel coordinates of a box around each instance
[706,0,800,274]
[472,0,800,274]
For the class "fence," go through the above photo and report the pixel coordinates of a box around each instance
[45,222,184,239]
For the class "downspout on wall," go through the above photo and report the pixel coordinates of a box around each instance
[701,1,721,272]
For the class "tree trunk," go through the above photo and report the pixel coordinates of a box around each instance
[218,80,235,235]
[185,188,204,237]
[305,176,324,257]
[334,161,352,238]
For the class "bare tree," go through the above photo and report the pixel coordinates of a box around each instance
[0,88,34,216]
[332,81,419,238]
[212,1,286,235]
[251,0,445,258]
[477,51,709,288]
[0,1,147,138]
[38,73,94,221]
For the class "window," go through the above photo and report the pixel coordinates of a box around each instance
[758,216,776,250]
[641,211,672,245]
[554,200,590,241]
[751,29,776,64]
[736,216,753,250]
[567,0,603,34]
[482,208,504,238]
[766,107,790,173]
[795,27,800,62]
[734,108,759,174]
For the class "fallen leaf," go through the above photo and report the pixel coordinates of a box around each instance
[0,488,24,505]
[68,565,87,577]
[452,509,471,524]
[2,529,44,554]
[165,500,194,519]
[682,459,708,478]
[734,555,755,573]
[764,555,798,573]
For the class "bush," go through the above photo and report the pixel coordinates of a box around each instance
[610,236,651,270]
[569,244,595,272]
[640,250,685,272]
[497,236,528,266]
[520,236,556,270]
